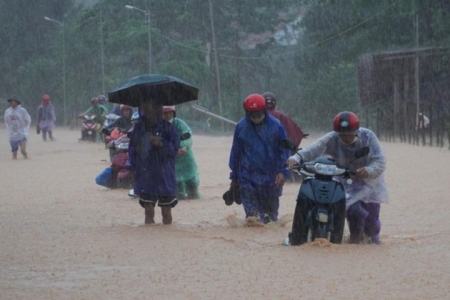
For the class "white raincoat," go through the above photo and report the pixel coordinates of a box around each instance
[4,105,31,141]
[289,127,389,208]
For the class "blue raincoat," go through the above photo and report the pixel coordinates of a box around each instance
[128,116,179,197]
[229,112,289,192]
[229,112,289,223]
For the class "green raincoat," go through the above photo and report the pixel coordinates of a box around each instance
[172,118,199,183]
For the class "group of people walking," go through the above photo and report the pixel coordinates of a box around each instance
[227,92,388,244]
[4,94,56,159]
[4,91,388,244]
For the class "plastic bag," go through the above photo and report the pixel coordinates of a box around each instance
[95,167,113,187]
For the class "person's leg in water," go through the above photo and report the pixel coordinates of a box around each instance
[19,139,27,159]
[185,177,200,199]
[176,181,186,200]
[161,206,172,224]
[362,202,381,244]
[10,140,19,159]
[49,129,54,141]
[144,203,155,224]
[42,128,48,141]
[240,188,262,222]
[240,186,278,224]
[346,201,369,244]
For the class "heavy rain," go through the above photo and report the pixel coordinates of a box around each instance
[1,0,450,299]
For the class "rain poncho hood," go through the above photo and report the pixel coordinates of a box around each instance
[128,115,179,197]
[171,118,199,182]
[292,127,389,208]
[4,105,31,141]
[229,112,289,190]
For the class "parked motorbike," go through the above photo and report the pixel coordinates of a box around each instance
[79,114,100,142]
[102,127,126,162]
[95,134,133,189]
[281,138,370,246]
[103,113,121,129]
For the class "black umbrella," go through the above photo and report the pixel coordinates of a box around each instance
[108,74,199,107]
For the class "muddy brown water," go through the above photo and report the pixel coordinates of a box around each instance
[1,127,449,299]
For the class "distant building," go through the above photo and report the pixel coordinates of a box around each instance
[238,12,304,50]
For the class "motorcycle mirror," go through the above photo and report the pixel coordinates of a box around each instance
[180,132,191,141]
[355,146,370,159]
[280,138,297,151]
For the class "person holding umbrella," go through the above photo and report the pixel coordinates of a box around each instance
[128,101,180,225]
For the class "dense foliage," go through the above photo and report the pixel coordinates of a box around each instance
[1,0,449,132]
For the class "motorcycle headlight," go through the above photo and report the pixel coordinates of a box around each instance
[117,143,129,150]
[306,163,345,176]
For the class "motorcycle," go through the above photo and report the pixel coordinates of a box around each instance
[102,127,127,162]
[79,114,100,142]
[281,138,369,246]
[103,113,121,129]
[96,134,134,189]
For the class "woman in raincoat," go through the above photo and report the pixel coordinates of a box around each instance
[229,94,289,224]
[162,106,200,200]
[287,111,389,244]
[36,94,56,141]
[128,102,179,225]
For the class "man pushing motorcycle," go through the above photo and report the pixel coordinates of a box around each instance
[287,111,389,244]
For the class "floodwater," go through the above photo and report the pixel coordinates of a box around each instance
[1,127,449,299]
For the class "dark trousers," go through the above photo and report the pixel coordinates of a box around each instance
[346,201,381,243]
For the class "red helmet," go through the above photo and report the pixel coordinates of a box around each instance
[120,104,132,112]
[42,94,50,101]
[243,94,266,112]
[333,111,360,132]
[162,106,175,113]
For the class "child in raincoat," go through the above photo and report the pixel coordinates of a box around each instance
[4,95,31,159]
[162,106,200,200]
